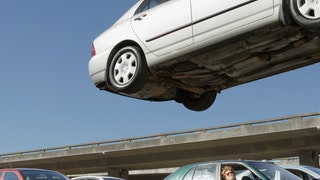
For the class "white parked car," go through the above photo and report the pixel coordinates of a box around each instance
[89,0,320,111]
[71,175,125,180]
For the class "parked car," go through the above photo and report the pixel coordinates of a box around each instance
[0,168,69,180]
[164,160,301,180]
[89,0,320,111]
[71,175,124,180]
[281,165,320,180]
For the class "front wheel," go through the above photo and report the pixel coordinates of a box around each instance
[289,0,320,31]
[108,46,150,94]
[177,90,217,111]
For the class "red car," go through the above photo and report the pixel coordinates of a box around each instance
[0,168,69,180]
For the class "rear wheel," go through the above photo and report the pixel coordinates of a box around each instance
[177,90,217,111]
[108,46,150,94]
[289,0,320,32]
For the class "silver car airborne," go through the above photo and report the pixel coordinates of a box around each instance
[89,0,320,111]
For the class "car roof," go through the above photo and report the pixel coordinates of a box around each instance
[179,159,264,167]
[0,168,55,171]
[281,164,317,170]
[282,164,314,168]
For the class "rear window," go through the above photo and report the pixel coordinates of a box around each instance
[4,172,19,180]
[20,170,68,180]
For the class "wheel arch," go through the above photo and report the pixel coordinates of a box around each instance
[279,0,295,26]
[107,40,146,67]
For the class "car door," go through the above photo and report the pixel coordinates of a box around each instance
[131,0,193,56]
[191,0,274,44]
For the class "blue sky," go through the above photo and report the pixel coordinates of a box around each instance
[0,1,319,154]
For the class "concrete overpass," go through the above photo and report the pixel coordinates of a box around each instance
[0,112,319,179]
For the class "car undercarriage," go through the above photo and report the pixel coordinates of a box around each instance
[130,23,320,109]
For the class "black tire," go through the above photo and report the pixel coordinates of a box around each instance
[108,46,150,94]
[289,0,320,31]
[179,90,217,111]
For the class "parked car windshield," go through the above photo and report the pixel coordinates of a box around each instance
[164,164,195,180]
[20,170,69,180]
[247,162,302,180]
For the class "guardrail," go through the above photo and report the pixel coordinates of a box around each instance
[1,112,319,158]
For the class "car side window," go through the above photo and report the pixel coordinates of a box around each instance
[4,172,19,180]
[286,169,303,179]
[149,0,170,9]
[193,164,216,180]
[287,169,315,180]
[135,0,149,14]
[135,0,170,14]
[222,163,259,180]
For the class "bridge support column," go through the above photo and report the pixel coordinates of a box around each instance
[299,151,319,167]
[108,168,129,179]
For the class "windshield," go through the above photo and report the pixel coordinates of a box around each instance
[20,170,69,180]
[247,162,302,180]
[164,164,194,180]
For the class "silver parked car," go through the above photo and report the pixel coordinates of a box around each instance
[281,165,320,180]
[89,0,320,111]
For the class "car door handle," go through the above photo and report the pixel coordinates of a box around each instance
[134,14,147,21]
